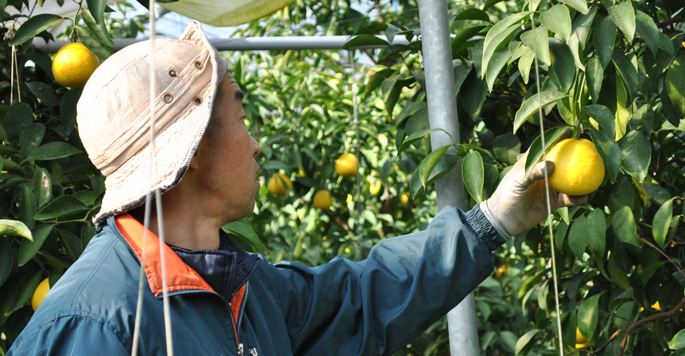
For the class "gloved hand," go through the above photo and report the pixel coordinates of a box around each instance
[483,154,588,237]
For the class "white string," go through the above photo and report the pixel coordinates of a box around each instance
[529,17,564,354]
[131,1,174,355]
[350,50,362,238]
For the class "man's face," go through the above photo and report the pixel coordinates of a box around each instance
[193,73,261,222]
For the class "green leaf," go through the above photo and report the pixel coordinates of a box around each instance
[578,293,602,342]
[462,151,484,203]
[4,103,33,141]
[635,10,659,57]
[513,91,567,133]
[81,8,115,47]
[559,0,589,14]
[608,1,635,43]
[521,27,550,66]
[525,126,568,177]
[612,50,638,104]
[586,57,604,104]
[342,35,388,49]
[365,69,395,96]
[460,70,487,119]
[665,54,685,119]
[568,215,588,258]
[481,11,530,78]
[454,8,490,22]
[612,206,640,247]
[652,198,674,249]
[515,329,540,355]
[540,5,571,42]
[0,238,12,287]
[549,39,575,93]
[19,123,45,158]
[567,6,596,71]
[485,47,512,91]
[420,145,450,188]
[18,224,53,266]
[32,167,53,207]
[608,256,631,290]
[586,208,606,255]
[518,46,535,84]
[620,130,650,182]
[493,133,521,165]
[398,128,443,152]
[222,220,265,254]
[670,329,685,350]
[589,129,620,184]
[60,88,82,137]
[86,0,107,24]
[9,14,64,46]
[26,82,59,107]
[19,184,36,230]
[594,16,617,69]
[76,25,113,61]
[0,219,32,240]
[584,105,615,139]
[34,196,88,220]
[380,74,402,116]
[27,142,81,161]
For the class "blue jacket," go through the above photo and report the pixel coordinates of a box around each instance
[8,205,502,356]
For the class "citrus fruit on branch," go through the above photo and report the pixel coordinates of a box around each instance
[52,42,100,88]
[267,173,292,196]
[313,190,333,210]
[545,138,605,195]
[335,153,358,178]
[32,278,50,311]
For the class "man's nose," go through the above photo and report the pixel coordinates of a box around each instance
[252,137,261,157]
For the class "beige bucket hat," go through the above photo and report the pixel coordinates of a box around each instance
[77,21,228,227]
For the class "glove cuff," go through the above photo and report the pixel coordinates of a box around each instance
[464,203,506,251]
[479,201,513,242]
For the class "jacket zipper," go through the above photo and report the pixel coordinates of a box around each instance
[229,285,250,356]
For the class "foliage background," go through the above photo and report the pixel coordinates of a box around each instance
[1,0,684,355]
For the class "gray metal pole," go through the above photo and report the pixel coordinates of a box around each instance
[416,0,479,355]
[31,35,410,53]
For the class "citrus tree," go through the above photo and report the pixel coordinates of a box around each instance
[350,0,684,354]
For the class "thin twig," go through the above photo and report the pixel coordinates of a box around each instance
[637,235,685,280]
[590,296,685,354]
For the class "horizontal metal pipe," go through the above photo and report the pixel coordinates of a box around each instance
[32,35,410,53]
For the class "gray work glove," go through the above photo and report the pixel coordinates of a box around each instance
[482,154,588,238]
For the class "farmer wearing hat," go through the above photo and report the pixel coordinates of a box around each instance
[8,22,585,355]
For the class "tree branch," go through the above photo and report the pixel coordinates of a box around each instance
[590,296,685,354]
[637,235,685,280]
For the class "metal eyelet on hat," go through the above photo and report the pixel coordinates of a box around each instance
[162,93,174,103]
[193,97,203,106]
[169,70,177,77]
[194,61,203,70]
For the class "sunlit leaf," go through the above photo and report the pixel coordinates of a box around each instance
[584,105,615,139]
[653,198,674,249]
[608,1,635,43]
[513,91,567,133]
[611,206,638,247]
[481,11,530,77]
[28,142,81,161]
[665,54,685,119]
[549,39,574,93]
[578,293,602,342]
[612,50,638,104]
[342,35,388,49]
[485,47,512,91]
[568,215,588,258]
[420,145,449,188]
[521,27,550,66]
[670,329,685,350]
[568,6,596,71]
[586,208,606,255]
[0,219,33,241]
[559,0,589,14]
[586,57,603,104]
[540,5,571,41]
[18,224,53,267]
[515,329,540,355]
[222,220,265,254]
[635,10,659,56]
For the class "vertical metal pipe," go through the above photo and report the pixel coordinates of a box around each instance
[416,0,479,355]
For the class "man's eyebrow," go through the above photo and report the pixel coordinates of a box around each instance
[235,91,244,101]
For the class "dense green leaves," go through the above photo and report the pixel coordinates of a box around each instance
[9,14,64,46]
[513,91,566,133]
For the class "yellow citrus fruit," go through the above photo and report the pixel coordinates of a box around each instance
[576,328,590,348]
[267,173,292,196]
[651,301,661,310]
[369,180,382,196]
[545,138,605,195]
[52,42,100,88]
[400,192,410,206]
[335,153,358,178]
[313,190,333,210]
[494,264,509,279]
[32,278,50,311]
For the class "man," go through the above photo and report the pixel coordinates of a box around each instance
[8,22,585,355]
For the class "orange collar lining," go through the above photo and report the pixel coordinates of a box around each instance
[115,214,214,296]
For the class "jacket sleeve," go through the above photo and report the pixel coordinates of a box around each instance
[263,204,499,356]
[7,314,129,356]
